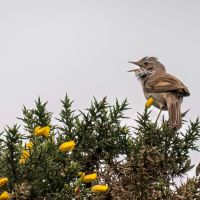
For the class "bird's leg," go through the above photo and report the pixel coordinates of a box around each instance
[155,109,162,124]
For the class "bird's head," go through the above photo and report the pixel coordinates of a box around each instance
[128,56,166,78]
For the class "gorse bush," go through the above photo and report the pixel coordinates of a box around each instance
[0,95,199,200]
[0,95,131,200]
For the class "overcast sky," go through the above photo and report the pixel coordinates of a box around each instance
[0,0,200,176]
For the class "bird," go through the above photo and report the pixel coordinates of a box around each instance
[128,56,190,130]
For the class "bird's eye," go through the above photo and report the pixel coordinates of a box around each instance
[144,62,148,66]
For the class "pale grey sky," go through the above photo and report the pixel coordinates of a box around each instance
[0,0,200,175]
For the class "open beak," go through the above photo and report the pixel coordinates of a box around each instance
[128,61,140,72]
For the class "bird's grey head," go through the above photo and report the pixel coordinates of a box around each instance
[128,56,166,77]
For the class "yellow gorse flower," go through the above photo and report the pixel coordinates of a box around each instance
[19,150,30,165]
[82,173,97,183]
[22,150,30,159]
[0,191,11,200]
[34,126,50,137]
[25,141,33,149]
[42,126,50,137]
[34,126,42,136]
[145,97,154,109]
[0,178,8,187]
[91,185,109,193]
[19,158,26,165]
[59,141,75,152]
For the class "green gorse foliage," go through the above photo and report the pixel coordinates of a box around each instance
[0,95,199,200]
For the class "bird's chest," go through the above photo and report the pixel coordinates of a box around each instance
[144,91,168,110]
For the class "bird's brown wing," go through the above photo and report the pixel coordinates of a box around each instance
[144,73,190,96]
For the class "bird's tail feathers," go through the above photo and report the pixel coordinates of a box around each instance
[167,95,182,130]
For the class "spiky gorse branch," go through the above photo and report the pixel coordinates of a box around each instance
[107,109,200,200]
[0,95,200,200]
[0,95,132,199]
